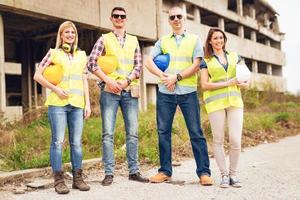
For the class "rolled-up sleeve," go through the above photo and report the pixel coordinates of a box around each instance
[87,37,105,73]
[150,39,163,58]
[128,44,142,80]
[199,59,208,69]
[193,37,204,60]
[38,50,52,69]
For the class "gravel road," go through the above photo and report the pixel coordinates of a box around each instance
[1,135,300,200]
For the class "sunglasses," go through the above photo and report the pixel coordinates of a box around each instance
[169,14,183,21]
[112,14,126,19]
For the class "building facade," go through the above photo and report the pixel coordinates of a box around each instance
[0,0,286,120]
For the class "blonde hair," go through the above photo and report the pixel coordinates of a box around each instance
[55,21,78,53]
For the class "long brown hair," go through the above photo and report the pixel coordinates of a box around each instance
[204,27,227,59]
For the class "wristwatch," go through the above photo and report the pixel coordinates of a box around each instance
[126,77,132,85]
[176,73,182,82]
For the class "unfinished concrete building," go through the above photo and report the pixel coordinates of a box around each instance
[0,0,286,120]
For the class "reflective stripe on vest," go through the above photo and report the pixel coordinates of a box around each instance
[161,33,198,87]
[103,32,139,85]
[203,52,243,114]
[45,49,86,108]
[204,91,241,104]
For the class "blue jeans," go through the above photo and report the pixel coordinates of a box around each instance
[100,89,139,175]
[48,104,84,172]
[157,91,211,177]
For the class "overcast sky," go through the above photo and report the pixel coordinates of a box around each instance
[268,0,300,94]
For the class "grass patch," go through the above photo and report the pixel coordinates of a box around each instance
[1,87,300,171]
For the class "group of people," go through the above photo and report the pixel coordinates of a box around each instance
[34,5,248,195]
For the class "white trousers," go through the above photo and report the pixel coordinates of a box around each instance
[208,107,243,176]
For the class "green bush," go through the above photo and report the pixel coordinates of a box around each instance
[274,112,289,123]
[242,88,260,109]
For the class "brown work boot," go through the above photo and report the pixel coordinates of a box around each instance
[101,175,114,186]
[72,169,90,191]
[149,172,171,183]
[54,171,69,194]
[129,172,149,183]
[199,174,214,186]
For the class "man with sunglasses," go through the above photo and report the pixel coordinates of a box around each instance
[146,6,213,185]
[87,6,148,186]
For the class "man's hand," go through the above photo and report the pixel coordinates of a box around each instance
[161,73,177,92]
[161,73,177,86]
[117,79,129,89]
[106,79,122,93]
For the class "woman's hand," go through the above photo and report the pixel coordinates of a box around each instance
[237,80,250,88]
[84,104,91,119]
[53,87,69,99]
[226,78,238,87]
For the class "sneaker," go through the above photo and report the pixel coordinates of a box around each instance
[129,172,149,183]
[229,176,242,188]
[149,172,171,183]
[199,175,214,186]
[220,175,230,188]
[101,175,113,186]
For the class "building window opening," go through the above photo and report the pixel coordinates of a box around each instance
[228,0,237,12]
[199,8,218,27]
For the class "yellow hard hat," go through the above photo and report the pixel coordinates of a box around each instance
[97,55,118,74]
[43,64,63,85]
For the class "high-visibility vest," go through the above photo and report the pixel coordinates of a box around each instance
[161,33,198,87]
[45,49,87,108]
[102,32,139,85]
[203,51,243,114]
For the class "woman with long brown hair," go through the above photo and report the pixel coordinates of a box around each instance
[200,27,249,188]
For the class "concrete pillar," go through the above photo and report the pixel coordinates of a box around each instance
[265,39,270,46]
[267,64,272,75]
[251,30,256,42]
[237,0,243,16]
[147,85,157,105]
[249,5,256,19]
[264,13,270,28]
[194,7,201,23]
[238,25,244,38]
[21,38,33,112]
[252,60,258,73]
[140,45,153,111]
[218,17,225,31]
[156,0,163,38]
[0,13,5,114]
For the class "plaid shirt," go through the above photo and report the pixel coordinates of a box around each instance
[38,50,52,68]
[38,50,88,74]
[87,32,142,80]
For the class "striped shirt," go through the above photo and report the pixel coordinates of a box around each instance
[87,32,142,80]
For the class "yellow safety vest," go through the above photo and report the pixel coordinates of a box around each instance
[203,51,243,114]
[103,32,139,85]
[45,49,87,108]
[161,33,198,87]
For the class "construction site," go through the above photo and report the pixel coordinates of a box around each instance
[0,0,286,120]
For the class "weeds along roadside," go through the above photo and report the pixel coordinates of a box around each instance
[0,82,300,171]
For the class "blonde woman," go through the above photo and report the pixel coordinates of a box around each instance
[34,21,90,194]
[200,27,249,188]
